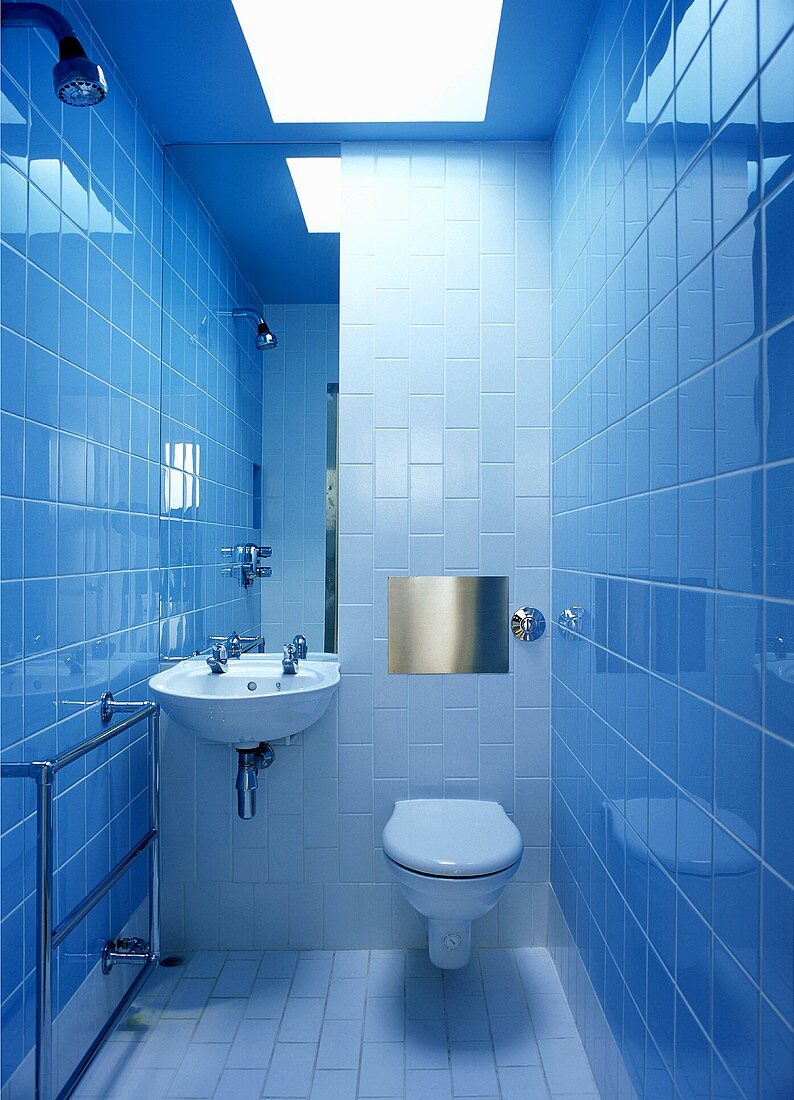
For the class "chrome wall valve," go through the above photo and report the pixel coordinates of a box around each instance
[511,607,546,642]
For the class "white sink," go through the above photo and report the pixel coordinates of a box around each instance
[148,653,340,746]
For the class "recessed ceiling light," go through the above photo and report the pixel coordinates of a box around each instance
[232,0,503,123]
[287,157,342,232]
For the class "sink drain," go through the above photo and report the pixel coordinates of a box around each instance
[247,681,257,691]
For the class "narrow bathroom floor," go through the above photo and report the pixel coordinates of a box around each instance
[74,948,599,1099]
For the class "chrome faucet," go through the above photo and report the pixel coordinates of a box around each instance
[293,634,308,660]
[282,643,298,675]
[226,631,242,659]
[207,641,228,674]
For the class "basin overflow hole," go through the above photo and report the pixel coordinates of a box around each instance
[247,682,257,691]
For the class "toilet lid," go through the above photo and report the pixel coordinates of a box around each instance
[382,799,523,877]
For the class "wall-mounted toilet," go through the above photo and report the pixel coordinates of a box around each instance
[382,799,523,969]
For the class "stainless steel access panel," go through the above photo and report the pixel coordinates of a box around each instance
[388,575,509,674]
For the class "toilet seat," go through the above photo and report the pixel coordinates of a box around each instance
[382,799,523,878]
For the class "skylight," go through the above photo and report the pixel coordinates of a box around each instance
[287,157,342,233]
[232,0,503,123]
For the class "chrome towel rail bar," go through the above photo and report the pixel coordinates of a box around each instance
[0,700,160,1100]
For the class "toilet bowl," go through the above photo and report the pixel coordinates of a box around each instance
[382,799,523,969]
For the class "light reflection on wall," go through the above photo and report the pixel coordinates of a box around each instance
[162,442,201,515]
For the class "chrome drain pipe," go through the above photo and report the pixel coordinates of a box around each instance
[235,743,274,819]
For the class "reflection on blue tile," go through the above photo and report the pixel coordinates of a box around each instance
[765,463,794,599]
[713,943,759,1096]
[715,471,762,594]
[762,868,794,1023]
[677,693,713,806]
[765,178,794,330]
[714,710,761,850]
[679,481,714,586]
[713,214,761,360]
[715,342,762,473]
[763,735,794,883]
[715,595,762,724]
[761,33,794,194]
[764,601,794,743]
[766,318,794,464]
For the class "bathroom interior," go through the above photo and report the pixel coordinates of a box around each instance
[0,0,792,1097]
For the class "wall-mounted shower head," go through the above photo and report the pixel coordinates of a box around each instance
[255,320,277,351]
[1,3,108,106]
[223,308,278,352]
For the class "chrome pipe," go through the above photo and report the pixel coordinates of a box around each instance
[235,743,274,820]
[52,703,159,771]
[52,829,156,949]
[148,711,161,961]
[35,766,54,1100]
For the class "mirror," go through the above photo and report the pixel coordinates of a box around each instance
[159,143,340,658]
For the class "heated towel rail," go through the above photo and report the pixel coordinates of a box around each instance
[1,699,160,1100]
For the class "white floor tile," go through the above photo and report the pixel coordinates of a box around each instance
[405,1069,453,1100]
[136,1018,197,1069]
[213,1068,267,1099]
[446,995,490,1042]
[332,951,370,978]
[449,1041,499,1096]
[259,951,299,979]
[213,959,259,998]
[359,1042,405,1097]
[405,1016,448,1070]
[280,998,326,1043]
[363,997,405,1042]
[326,977,368,1019]
[527,994,578,1039]
[244,978,291,1019]
[264,1043,318,1097]
[497,1065,550,1100]
[489,1015,540,1066]
[226,1018,278,1069]
[164,979,215,1018]
[183,953,227,980]
[367,952,405,996]
[115,1067,175,1099]
[166,1042,228,1097]
[537,1036,599,1095]
[406,977,444,1019]
[292,957,333,998]
[191,999,245,1043]
[310,1069,359,1100]
[316,1019,363,1070]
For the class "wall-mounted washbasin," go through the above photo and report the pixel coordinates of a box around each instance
[148,653,340,746]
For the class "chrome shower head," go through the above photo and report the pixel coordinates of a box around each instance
[225,308,278,352]
[54,52,107,107]
[255,320,278,351]
[1,3,108,107]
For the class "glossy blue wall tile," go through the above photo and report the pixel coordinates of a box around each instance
[550,0,794,1096]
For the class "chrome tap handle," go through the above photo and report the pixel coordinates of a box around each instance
[207,641,228,672]
[227,631,242,659]
[292,634,308,660]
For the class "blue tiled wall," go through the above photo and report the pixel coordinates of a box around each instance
[549,0,793,1097]
[261,302,339,653]
[0,2,262,1088]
